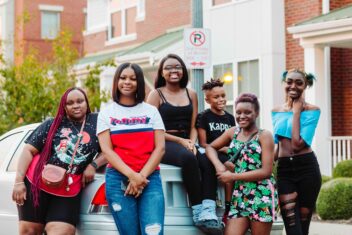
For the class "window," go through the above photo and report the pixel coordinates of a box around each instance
[213,63,234,114]
[237,59,260,125]
[237,60,259,96]
[136,0,145,20]
[7,131,32,172]
[212,0,231,6]
[41,11,60,39]
[0,131,25,168]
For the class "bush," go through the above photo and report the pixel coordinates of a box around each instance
[316,178,352,220]
[322,175,332,184]
[333,160,352,178]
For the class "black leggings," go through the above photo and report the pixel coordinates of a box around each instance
[161,141,202,206]
[277,152,322,235]
[198,152,229,200]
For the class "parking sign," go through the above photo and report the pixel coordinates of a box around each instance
[184,28,211,69]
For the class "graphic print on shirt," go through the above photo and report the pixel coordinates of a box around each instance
[56,127,90,172]
[110,116,151,126]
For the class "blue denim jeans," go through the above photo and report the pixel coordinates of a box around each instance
[105,168,165,235]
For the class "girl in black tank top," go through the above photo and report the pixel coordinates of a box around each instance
[156,88,193,139]
[147,54,213,229]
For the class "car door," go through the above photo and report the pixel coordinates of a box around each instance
[0,127,33,235]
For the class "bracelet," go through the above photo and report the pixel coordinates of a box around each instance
[14,182,24,186]
[90,161,98,170]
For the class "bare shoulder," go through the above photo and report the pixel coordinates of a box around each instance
[305,103,320,111]
[272,105,285,112]
[187,88,198,100]
[146,89,161,106]
[259,129,274,143]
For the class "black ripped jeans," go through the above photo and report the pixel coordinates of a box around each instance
[277,152,322,235]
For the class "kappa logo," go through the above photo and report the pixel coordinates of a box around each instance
[110,116,151,126]
[209,122,231,132]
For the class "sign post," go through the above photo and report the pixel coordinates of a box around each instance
[189,0,206,112]
[184,28,211,69]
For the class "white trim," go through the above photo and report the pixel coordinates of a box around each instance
[288,18,352,35]
[83,8,87,13]
[39,4,64,12]
[0,0,8,6]
[83,25,107,36]
[105,33,137,46]
[210,0,253,10]
[136,0,145,21]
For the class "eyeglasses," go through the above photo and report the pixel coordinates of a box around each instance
[163,65,183,71]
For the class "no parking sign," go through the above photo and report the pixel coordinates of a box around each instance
[184,28,211,69]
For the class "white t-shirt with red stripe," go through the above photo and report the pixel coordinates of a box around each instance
[97,102,165,172]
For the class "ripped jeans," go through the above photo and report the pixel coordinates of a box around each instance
[277,152,321,235]
[105,168,165,235]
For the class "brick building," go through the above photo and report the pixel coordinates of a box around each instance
[78,0,191,97]
[80,0,351,175]
[206,0,352,175]
[0,0,86,64]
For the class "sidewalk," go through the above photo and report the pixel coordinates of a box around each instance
[309,221,352,235]
[282,221,352,235]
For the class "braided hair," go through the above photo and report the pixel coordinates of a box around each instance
[31,87,91,207]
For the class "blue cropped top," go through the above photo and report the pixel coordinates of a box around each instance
[271,110,320,146]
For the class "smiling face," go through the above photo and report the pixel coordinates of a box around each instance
[118,67,138,99]
[65,89,88,122]
[162,58,184,85]
[284,71,307,100]
[235,102,258,129]
[205,86,227,114]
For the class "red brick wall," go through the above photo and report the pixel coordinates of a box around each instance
[330,48,352,136]
[285,0,322,69]
[84,0,191,54]
[15,0,86,63]
[330,1,352,135]
[330,0,352,10]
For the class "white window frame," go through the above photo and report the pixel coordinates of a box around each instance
[40,10,61,40]
[210,0,251,9]
[211,61,235,113]
[106,1,137,45]
[136,0,145,21]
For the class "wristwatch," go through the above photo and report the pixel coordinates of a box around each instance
[90,161,98,170]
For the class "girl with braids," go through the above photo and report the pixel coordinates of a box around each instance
[12,87,105,235]
[206,93,278,235]
[272,69,321,235]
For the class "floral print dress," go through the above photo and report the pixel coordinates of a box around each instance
[227,127,278,222]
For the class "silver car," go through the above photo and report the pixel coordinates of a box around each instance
[0,124,283,235]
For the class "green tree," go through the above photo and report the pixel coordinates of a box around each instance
[0,30,112,134]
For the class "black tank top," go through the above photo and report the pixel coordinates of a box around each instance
[157,88,193,139]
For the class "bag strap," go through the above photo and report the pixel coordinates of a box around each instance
[229,130,258,163]
[67,117,86,174]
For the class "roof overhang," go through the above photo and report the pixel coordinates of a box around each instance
[288,13,352,48]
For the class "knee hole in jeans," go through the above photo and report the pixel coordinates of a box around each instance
[300,207,312,222]
[145,223,162,235]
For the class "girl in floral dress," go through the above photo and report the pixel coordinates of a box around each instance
[206,93,278,235]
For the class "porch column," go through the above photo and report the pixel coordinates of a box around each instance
[304,45,332,176]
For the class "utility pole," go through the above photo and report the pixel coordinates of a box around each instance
[191,0,204,112]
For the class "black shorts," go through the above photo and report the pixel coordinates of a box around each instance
[18,178,82,226]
